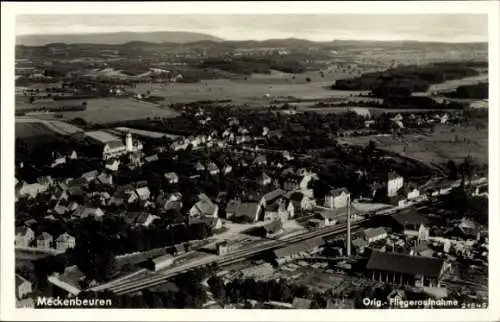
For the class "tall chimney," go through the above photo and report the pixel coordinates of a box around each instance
[347,194,351,257]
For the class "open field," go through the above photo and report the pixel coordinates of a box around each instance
[338,123,488,166]
[134,71,367,106]
[51,98,178,124]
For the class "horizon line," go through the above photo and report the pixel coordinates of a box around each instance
[15,32,489,45]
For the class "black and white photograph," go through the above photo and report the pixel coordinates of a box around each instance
[1,1,499,321]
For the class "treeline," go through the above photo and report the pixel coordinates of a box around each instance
[310,96,468,110]
[15,105,87,116]
[444,82,488,99]
[332,62,482,97]
[199,56,308,75]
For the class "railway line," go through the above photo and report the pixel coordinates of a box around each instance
[89,178,487,296]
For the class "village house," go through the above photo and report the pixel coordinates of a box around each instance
[164,172,179,184]
[68,150,78,160]
[324,188,350,209]
[286,191,316,218]
[81,170,99,183]
[143,154,159,163]
[259,189,287,209]
[50,189,69,203]
[387,171,404,197]
[207,162,220,175]
[282,176,300,191]
[135,186,151,201]
[263,200,289,223]
[16,274,32,300]
[390,208,429,236]
[189,194,219,218]
[228,202,261,223]
[309,208,345,228]
[72,206,105,219]
[36,232,53,250]
[405,185,421,200]
[16,181,50,200]
[254,155,267,166]
[51,152,66,168]
[96,172,113,185]
[351,238,369,254]
[55,233,76,252]
[272,237,325,266]
[124,212,159,227]
[282,151,294,161]
[156,192,183,211]
[15,226,35,247]
[223,165,233,174]
[105,159,120,172]
[362,227,388,244]
[258,172,272,186]
[195,162,206,172]
[52,204,70,216]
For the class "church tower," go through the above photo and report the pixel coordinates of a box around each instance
[125,132,133,152]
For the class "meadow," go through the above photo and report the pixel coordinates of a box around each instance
[133,70,367,107]
[337,123,489,166]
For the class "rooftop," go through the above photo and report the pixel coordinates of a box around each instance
[84,130,120,144]
[273,237,325,258]
[366,251,444,278]
[363,227,387,240]
[392,207,429,227]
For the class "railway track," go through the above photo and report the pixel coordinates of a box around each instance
[99,221,367,295]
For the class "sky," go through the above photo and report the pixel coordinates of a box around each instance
[16,14,488,43]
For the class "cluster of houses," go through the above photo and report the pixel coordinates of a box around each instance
[15,226,76,252]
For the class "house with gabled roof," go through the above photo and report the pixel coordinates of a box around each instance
[96,172,113,185]
[388,171,404,197]
[189,194,219,218]
[81,170,99,183]
[105,158,120,172]
[324,187,350,209]
[258,172,272,186]
[362,227,388,244]
[73,206,105,219]
[135,186,151,201]
[36,232,53,250]
[15,226,35,247]
[260,189,286,208]
[207,162,220,175]
[144,154,159,163]
[55,233,76,252]
[16,274,32,300]
[164,172,179,184]
[254,155,267,166]
[230,202,261,223]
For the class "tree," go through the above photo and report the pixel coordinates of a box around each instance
[306,77,312,83]
[447,160,458,180]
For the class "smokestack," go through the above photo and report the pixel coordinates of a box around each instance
[347,194,351,257]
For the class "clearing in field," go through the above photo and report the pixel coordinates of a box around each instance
[338,123,488,166]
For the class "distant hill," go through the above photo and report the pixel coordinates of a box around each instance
[16,31,224,46]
